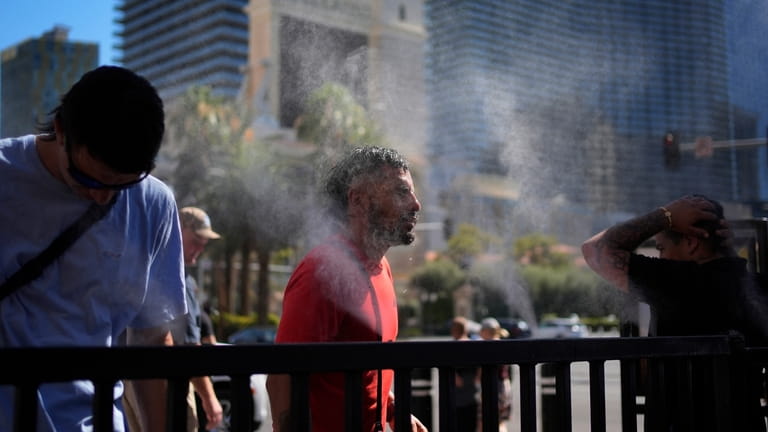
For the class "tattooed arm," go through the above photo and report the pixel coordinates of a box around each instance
[581,195,717,292]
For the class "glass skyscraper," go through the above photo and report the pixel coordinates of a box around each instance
[117,0,249,103]
[425,0,751,237]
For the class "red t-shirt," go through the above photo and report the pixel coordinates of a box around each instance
[276,234,398,432]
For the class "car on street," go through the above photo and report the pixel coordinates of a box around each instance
[496,317,533,339]
[228,325,277,345]
[533,316,590,339]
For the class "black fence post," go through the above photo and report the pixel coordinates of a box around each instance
[411,367,434,431]
[540,362,557,432]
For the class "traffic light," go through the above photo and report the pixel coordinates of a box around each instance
[442,217,454,240]
[663,131,680,169]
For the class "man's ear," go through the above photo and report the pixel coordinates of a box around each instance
[684,234,701,256]
[53,118,64,147]
[347,187,366,216]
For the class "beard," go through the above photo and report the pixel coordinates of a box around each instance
[371,224,415,247]
[369,212,417,247]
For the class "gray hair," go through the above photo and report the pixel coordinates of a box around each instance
[324,146,409,221]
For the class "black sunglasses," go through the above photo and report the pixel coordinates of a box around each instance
[65,139,150,190]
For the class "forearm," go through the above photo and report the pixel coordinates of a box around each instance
[582,208,668,292]
[125,326,173,432]
[582,195,717,292]
[266,374,292,432]
[191,375,216,403]
[600,208,669,253]
[191,375,223,429]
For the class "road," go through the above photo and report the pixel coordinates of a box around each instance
[507,359,638,432]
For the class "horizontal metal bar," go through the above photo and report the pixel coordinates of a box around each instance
[0,336,735,384]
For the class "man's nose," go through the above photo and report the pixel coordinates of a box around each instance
[412,195,422,212]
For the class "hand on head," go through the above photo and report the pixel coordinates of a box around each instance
[663,195,719,238]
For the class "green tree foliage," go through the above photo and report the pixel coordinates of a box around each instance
[520,265,620,319]
[296,82,385,177]
[297,82,383,149]
[409,258,466,332]
[165,86,245,206]
[410,258,466,293]
[511,233,570,267]
[164,85,307,321]
[445,223,497,268]
[467,264,515,319]
[510,232,624,321]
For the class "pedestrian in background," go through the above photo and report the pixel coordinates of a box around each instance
[125,207,224,432]
[174,207,224,431]
[479,317,513,432]
[200,302,218,345]
[266,146,428,432]
[0,65,186,431]
[451,316,481,432]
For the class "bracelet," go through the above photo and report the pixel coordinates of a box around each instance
[659,206,672,229]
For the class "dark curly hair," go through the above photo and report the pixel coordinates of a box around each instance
[324,146,409,222]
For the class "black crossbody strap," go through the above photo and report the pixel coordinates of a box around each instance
[0,199,115,301]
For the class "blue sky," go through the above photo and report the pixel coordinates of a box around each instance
[0,0,119,65]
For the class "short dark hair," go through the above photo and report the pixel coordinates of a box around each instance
[324,146,409,221]
[40,66,164,174]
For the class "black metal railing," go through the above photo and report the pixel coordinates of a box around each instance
[3,334,766,432]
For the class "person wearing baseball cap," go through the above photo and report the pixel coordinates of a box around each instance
[181,206,221,239]
[125,206,224,431]
[176,206,223,430]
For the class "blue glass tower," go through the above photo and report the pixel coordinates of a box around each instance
[425,0,749,231]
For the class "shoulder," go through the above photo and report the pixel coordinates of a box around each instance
[0,135,37,164]
[629,253,694,273]
[123,176,178,222]
[138,175,176,202]
[286,240,365,294]
[303,239,356,269]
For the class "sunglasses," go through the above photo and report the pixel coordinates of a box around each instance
[66,139,150,190]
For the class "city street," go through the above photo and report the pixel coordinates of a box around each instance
[507,359,636,432]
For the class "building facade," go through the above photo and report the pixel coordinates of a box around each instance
[117,0,250,103]
[241,0,427,164]
[425,0,757,241]
[1,26,97,138]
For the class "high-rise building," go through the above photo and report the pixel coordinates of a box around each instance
[116,0,427,166]
[425,0,755,240]
[727,0,768,201]
[241,0,427,164]
[1,26,98,137]
[116,0,250,103]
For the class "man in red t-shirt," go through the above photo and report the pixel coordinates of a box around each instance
[266,146,428,432]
